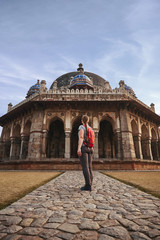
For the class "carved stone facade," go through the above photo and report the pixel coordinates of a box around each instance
[0,64,160,169]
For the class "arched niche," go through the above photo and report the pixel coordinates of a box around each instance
[46,118,65,158]
[151,128,157,140]
[3,127,11,159]
[151,128,158,160]
[22,120,32,159]
[46,115,64,130]
[13,124,21,137]
[24,120,31,136]
[141,124,148,139]
[3,127,10,141]
[99,114,115,132]
[141,124,149,159]
[98,119,115,158]
[12,124,21,159]
[131,119,139,158]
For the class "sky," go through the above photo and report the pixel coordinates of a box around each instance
[0,0,160,134]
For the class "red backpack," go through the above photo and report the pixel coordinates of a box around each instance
[83,125,95,148]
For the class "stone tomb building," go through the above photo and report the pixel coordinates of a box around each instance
[0,64,160,170]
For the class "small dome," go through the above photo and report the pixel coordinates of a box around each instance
[69,63,94,90]
[26,80,40,98]
[125,84,135,96]
[70,73,93,89]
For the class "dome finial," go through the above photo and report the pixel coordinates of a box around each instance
[77,63,84,73]
[26,80,40,98]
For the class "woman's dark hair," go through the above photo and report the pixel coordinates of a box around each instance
[82,115,89,136]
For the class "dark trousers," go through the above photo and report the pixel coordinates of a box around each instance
[80,146,93,187]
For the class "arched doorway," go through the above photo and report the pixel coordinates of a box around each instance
[131,120,139,158]
[98,120,114,158]
[22,120,31,159]
[141,124,149,159]
[151,128,158,160]
[4,128,11,159]
[47,119,65,158]
[71,117,82,158]
[12,124,21,159]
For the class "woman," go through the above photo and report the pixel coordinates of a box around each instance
[77,115,93,191]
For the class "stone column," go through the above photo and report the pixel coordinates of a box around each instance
[20,135,29,159]
[10,137,15,159]
[64,111,71,159]
[137,117,143,159]
[41,130,48,158]
[119,107,136,160]
[20,136,25,159]
[93,116,99,159]
[147,138,153,160]
[9,139,13,159]
[28,109,43,160]
[148,123,153,160]
[136,134,142,159]
[94,131,99,159]
[115,116,122,159]
[65,131,71,158]
[9,122,14,159]
[19,117,25,159]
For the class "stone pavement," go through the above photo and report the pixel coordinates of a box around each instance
[0,171,160,240]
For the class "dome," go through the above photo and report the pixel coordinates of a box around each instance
[50,64,107,90]
[26,80,40,98]
[124,84,135,96]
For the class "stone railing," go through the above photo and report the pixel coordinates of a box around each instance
[125,92,157,114]
[7,87,157,116]
[48,88,105,94]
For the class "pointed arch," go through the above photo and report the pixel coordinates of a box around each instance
[21,120,32,159]
[12,124,21,159]
[151,128,158,160]
[46,115,64,131]
[131,119,139,158]
[2,127,11,159]
[99,114,116,132]
[24,120,31,136]
[141,124,149,159]
[13,124,21,137]
[98,119,115,158]
[46,118,65,158]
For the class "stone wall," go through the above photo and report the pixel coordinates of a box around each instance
[0,102,160,164]
[0,160,160,170]
[28,108,44,160]
[119,108,136,160]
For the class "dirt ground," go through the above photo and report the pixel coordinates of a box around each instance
[104,171,160,198]
[0,171,62,209]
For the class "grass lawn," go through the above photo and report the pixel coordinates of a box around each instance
[104,171,160,199]
[0,171,62,210]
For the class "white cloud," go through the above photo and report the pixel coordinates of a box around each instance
[0,0,159,119]
[125,0,160,30]
[0,93,24,101]
[0,56,37,83]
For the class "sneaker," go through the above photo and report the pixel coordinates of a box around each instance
[80,185,92,191]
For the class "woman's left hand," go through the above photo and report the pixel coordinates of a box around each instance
[77,149,82,157]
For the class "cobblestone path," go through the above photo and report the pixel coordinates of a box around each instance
[0,171,160,240]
